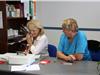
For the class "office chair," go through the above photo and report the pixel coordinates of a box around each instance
[88,40,100,61]
[48,44,57,57]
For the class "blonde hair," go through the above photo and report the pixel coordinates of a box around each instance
[27,19,44,36]
[62,18,78,31]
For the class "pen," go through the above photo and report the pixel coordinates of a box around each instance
[25,59,36,67]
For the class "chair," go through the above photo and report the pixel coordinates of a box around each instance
[88,40,100,61]
[48,44,57,57]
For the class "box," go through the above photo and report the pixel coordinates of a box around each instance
[4,53,35,65]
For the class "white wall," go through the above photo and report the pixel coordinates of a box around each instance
[85,31,100,41]
[45,29,62,46]
[44,30,100,46]
[37,1,100,28]
[36,1,100,46]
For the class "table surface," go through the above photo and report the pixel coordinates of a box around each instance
[0,57,99,75]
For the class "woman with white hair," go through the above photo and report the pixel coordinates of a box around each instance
[57,18,91,62]
[24,19,48,55]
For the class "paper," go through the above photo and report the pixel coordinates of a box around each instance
[60,62,73,65]
[23,1,29,18]
[0,11,3,29]
[11,65,25,71]
[25,64,40,71]
[11,64,40,71]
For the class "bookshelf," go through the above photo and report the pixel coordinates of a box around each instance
[0,1,28,53]
[7,1,28,53]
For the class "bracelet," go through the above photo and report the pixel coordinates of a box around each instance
[69,55,76,60]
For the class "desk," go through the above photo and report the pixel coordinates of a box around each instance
[0,57,99,75]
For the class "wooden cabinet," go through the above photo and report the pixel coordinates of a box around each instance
[0,1,8,53]
[0,1,28,53]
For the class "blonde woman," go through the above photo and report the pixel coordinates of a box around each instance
[57,18,91,62]
[24,19,48,55]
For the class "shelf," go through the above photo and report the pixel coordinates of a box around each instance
[7,17,27,29]
[6,1,21,4]
[8,35,25,43]
[0,1,28,53]
[7,17,26,19]
[6,1,24,18]
[8,35,24,40]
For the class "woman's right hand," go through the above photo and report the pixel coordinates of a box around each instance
[26,33,33,46]
[26,32,32,39]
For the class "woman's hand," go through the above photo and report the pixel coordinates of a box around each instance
[23,44,31,55]
[26,33,33,46]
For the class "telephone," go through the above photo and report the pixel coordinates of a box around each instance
[20,24,29,35]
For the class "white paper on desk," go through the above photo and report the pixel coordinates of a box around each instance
[11,64,40,71]
[26,64,40,71]
[62,62,72,65]
[11,65,25,71]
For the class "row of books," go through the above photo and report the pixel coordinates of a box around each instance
[6,3,24,17]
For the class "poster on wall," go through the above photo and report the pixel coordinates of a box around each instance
[0,11,3,29]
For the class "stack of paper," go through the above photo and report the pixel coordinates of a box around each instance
[11,64,40,71]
